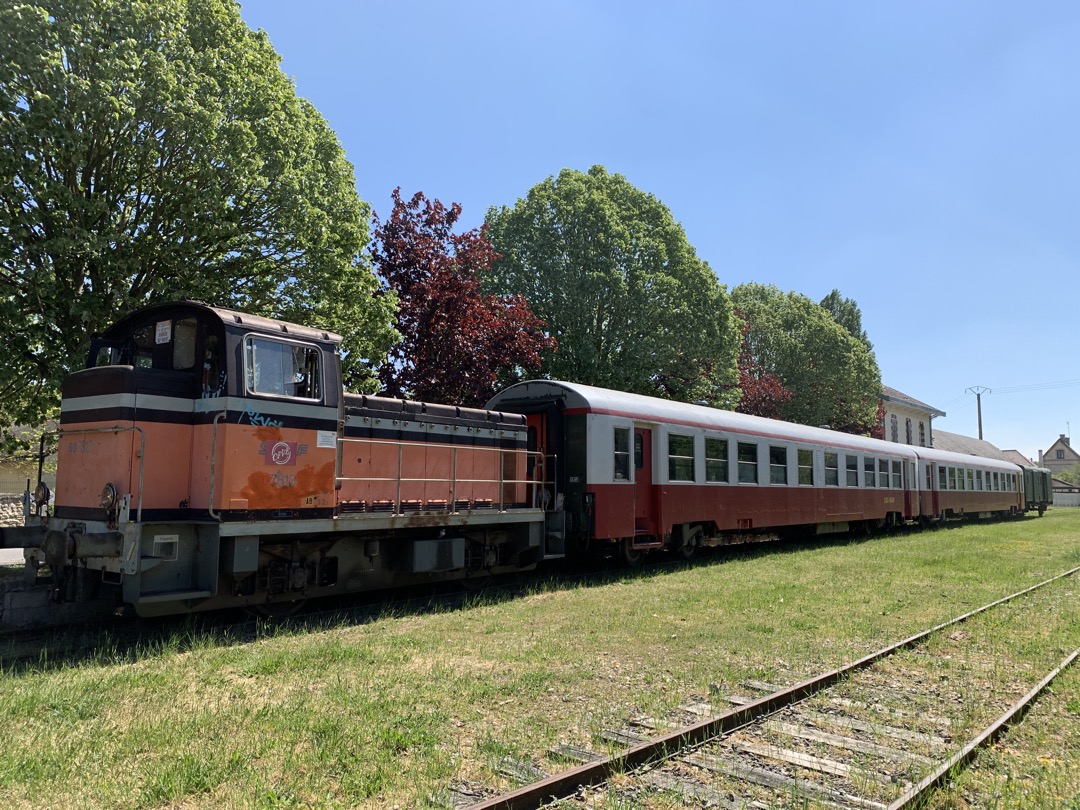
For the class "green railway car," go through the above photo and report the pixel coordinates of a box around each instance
[1023,466,1052,515]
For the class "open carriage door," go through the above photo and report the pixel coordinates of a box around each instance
[525,411,565,559]
[634,428,658,539]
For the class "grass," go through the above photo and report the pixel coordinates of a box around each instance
[0,510,1078,808]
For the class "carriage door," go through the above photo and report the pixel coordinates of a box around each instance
[525,412,549,508]
[634,428,657,536]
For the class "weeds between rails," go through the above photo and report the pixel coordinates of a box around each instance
[460,566,1080,809]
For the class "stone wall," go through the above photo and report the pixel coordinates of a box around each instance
[0,494,25,528]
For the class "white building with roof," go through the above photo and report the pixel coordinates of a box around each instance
[879,386,945,448]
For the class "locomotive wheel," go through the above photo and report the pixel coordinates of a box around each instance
[619,537,644,567]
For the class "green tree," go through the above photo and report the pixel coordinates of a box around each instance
[819,288,873,350]
[1058,463,1080,487]
[733,283,881,434]
[0,0,395,437]
[484,165,739,406]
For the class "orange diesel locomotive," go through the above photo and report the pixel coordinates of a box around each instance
[5,301,549,619]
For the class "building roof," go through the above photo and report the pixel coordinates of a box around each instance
[880,386,945,418]
[932,429,1012,462]
[1001,449,1035,467]
[1043,435,1080,460]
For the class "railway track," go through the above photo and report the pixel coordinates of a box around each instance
[458,566,1080,809]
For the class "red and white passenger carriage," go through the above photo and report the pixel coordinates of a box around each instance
[489,381,1025,561]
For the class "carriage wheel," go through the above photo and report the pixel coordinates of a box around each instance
[619,537,644,567]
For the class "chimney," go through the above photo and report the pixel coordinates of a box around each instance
[1062,433,1070,447]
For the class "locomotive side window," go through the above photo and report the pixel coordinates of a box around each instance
[737,442,758,483]
[132,323,156,368]
[824,452,839,486]
[846,455,859,487]
[245,336,322,400]
[798,449,813,485]
[668,433,695,482]
[769,446,788,485]
[878,459,889,488]
[705,437,728,483]
[864,457,875,487]
[613,427,630,481]
[172,318,198,370]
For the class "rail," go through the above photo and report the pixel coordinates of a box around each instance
[336,436,557,514]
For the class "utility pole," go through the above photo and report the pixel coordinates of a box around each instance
[966,386,991,440]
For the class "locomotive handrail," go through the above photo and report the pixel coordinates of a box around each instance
[336,435,552,514]
[56,425,146,523]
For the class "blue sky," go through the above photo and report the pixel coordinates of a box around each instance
[238,1,1079,462]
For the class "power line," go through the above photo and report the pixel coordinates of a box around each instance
[993,378,1080,395]
[938,377,1080,408]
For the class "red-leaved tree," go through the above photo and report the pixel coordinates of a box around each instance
[371,189,555,407]
[734,318,793,419]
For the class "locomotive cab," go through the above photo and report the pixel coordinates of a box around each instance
[4,301,546,625]
[20,301,344,612]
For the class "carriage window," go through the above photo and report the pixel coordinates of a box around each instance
[958,469,966,490]
[878,459,889,488]
[798,449,814,485]
[948,468,957,490]
[992,472,999,491]
[613,428,630,481]
[939,466,947,490]
[824,452,839,486]
[668,433,695,482]
[634,432,643,470]
[976,470,983,490]
[925,464,933,490]
[738,442,758,483]
[966,469,974,490]
[892,460,902,488]
[245,336,322,400]
[705,438,728,483]
[864,457,876,487]
[770,446,788,485]
[846,455,859,487]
